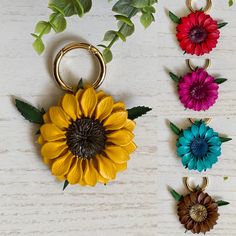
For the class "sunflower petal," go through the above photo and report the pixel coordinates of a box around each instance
[123,141,137,154]
[106,129,134,146]
[41,141,67,159]
[96,90,106,101]
[92,158,109,184]
[103,111,127,130]
[75,89,83,117]
[62,93,79,121]
[49,106,70,129]
[67,158,82,185]
[56,175,66,181]
[124,119,136,131]
[116,162,127,172]
[112,102,125,112]
[80,87,97,118]
[97,155,116,180]
[51,152,73,176]
[37,135,44,145]
[43,156,53,166]
[83,159,98,186]
[104,145,130,164]
[40,123,66,141]
[43,112,51,123]
[95,96,113,121]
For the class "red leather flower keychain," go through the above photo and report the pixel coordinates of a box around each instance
[169,0,228,56]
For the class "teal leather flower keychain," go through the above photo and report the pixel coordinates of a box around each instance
[169,119,232,172]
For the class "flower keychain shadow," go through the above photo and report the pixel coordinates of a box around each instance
[169,0,228,56]
[15,42,152,189]
[169,59,228,111]
[170,177,229,234]
[169,118,232,172]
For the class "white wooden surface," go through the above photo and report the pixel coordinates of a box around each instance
[0,0,236,235]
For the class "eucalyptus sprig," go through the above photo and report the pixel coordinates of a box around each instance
[32,0,158,63]
[99,0,158,63]
[32,0,92,54]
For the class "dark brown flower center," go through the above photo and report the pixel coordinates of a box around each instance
[189,204,208,223]
[189,26,208,44]
[66,118,106,159]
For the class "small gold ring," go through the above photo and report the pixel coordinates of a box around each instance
[186,59,211,72]
[186,0,212,13]
[189,118,212,125]
[184,177,209,192]
[53,42,106,93]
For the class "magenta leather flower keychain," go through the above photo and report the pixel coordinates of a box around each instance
[169,0,228,56]
[170,177,229,234]
[169,59,228,111]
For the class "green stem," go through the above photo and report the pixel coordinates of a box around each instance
[107,8,137,49]
[38,3,71,39]
[39,13,60,38]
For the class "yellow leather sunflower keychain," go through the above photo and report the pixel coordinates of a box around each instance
[15,42,152,189]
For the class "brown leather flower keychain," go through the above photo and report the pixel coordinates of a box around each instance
[15,42,152,189]
[170,177,229,234]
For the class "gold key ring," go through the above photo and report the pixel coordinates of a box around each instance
[189,118,212,125]
[53,42,106,93]
[186,59,211,72]
[186,0,212,13]
[184,177,209,192]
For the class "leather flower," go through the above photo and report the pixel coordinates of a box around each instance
[38,87,136,186]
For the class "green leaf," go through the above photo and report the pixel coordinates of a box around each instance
[33,38,45,55]
[229,0,234,6]
[224,176,229,181]
[15,99,44,124]
[131,0,149,8]
[76,78,84,91]
[169,11,180,24]
[116,31,126,41]
[215,78,227,84]
[169,72,181,83]
[118,21,135,37]
[103,30,117,41]
[35,21,51,35]
[49,0,75,17]
[103,48,113,63]
[50,13,67,33]
[219,137,232,143]
[140,12,154,28]
[170,122,181,135]
[127,106,152,120]
[73,0,84,17]
[218,22,228,29]
[112,0,137,16]
[170,189,183,201]
[80,0,92,13]
[217,200,230,206]
[63,180,69,191]
[143,6,156,13]
[115,15,134,26]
